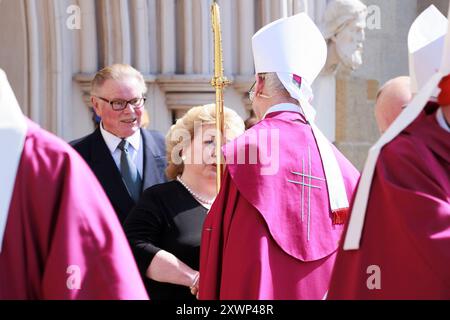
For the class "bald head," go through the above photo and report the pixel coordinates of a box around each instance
[375,76,412,133]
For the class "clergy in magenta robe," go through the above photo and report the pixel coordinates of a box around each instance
[0,119,148,300]
[199,108,360,300]
[328,104,450,300]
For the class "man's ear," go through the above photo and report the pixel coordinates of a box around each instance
[255,75,265,95]
[91,96,101,117]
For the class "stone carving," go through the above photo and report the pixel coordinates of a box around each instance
[312,0,368,142]
[322,0,368,74]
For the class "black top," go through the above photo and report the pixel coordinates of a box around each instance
[124,181,208,300]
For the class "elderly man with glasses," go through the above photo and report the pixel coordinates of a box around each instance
[71,64,166,223]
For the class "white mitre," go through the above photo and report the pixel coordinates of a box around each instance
[252,13,327,86]
[0,69,27,253]
[408,5,448,95]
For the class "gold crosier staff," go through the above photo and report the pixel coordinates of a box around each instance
[211,1,230,193]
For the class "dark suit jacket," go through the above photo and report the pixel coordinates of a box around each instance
[71,128,167,223]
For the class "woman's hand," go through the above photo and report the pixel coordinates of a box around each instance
[146,250,201,293]
[190,272,199,297]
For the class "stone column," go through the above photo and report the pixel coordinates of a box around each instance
[312,74,337,142]
[271,0,288,19]
[218,0,233,75]
[79,0,98,73]
[147,0,159,73]
[261,0,272,25]
[160,0,176,74]
[238,0,255,76]
[334,75,379,170]
[293,0,306,13]
[417,0,449,13]
[118,0,131,64]
[25,0,41,120]
[183,0,194,74]
[98,0,131,65]
[130,0,150,73]
[234,0,255,112]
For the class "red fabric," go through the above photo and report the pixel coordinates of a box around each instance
[328,109,450,300]
[199,111,360,300]
[0,119,148,299]
[332,208,349,225]
[222,111,359,262]
[438,74,450,106]
[199,169,338,300]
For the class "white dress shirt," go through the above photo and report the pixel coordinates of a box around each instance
[100,123,144,177]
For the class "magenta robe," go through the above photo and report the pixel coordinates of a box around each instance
[328,108,450,300]
[199,111,360,300]
[0,119,148,299]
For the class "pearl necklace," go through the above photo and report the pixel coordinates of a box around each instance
[176,176,215,206]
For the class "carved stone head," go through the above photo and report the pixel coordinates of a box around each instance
[323,0,368,72]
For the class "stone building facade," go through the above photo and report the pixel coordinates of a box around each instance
[0,0,447,169]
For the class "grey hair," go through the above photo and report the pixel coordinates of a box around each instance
[91,64,147,96]
[259,73,288,96]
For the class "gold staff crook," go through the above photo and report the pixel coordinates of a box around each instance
[211,1,231,193]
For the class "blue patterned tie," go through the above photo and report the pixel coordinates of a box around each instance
[118,139,142,202]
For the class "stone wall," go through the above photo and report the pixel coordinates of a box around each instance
[0,0,446,170]
[335,0,421,170]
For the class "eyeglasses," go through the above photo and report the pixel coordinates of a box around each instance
[248,81,257,102]
[248,80,271,102]
[95,96,146,111]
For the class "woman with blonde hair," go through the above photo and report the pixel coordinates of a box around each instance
[124,104,244,300]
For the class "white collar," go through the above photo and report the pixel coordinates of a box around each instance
[0,71,27,253]
[262,103,302,119]
[100,122,141,152]
[436,108,450,133]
